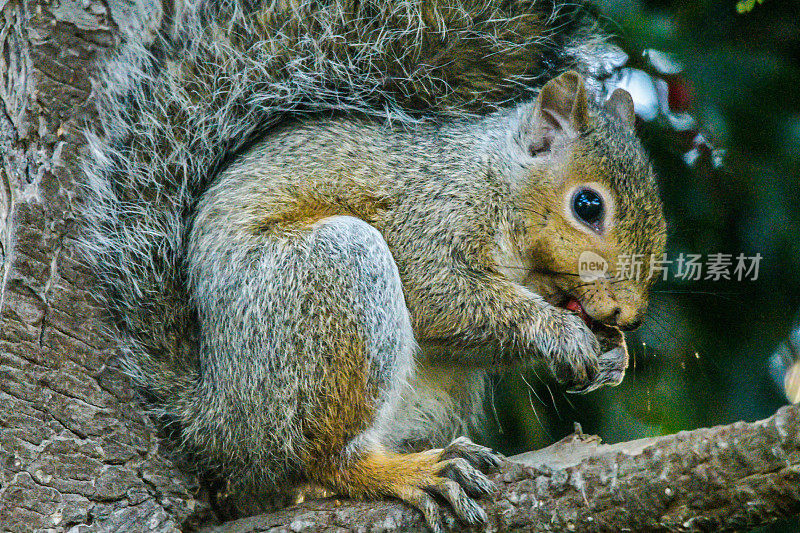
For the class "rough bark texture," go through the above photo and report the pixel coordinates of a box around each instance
[202,407,800,533]
[0,0,209,530]
[1,0,799,532]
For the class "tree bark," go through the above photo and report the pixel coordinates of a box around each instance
[203,407,800,533]
[1,0,798,532]
[0,0,209,530]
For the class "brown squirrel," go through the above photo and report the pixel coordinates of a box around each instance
[81,0,667,530]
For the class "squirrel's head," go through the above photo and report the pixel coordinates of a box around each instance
[502,71,667,331]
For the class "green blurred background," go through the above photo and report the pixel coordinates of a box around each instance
[486,1,800,530]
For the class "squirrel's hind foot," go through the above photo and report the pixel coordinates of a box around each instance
[383,437,502,533]
[409,437,503,531]
[311,437,502,533]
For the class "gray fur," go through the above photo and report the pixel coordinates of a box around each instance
[82,0,610,394]
[79,0,664,517]
[185,214,415,486]
[180,101,661,486]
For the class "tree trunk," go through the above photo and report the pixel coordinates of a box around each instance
[1,0,798,531]
[0,0,209,530]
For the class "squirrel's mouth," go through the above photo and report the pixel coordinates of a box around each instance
[560,297,603,333]
[530,275,624,346]
[563,297,591,325]
[554,294,623,350]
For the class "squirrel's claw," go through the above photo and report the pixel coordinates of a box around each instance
[437,457,496,497]
[440,436,504,470]
[597,344,628,386]
[397,486,446,533]
[427,477,488,525]
[398,436,501,531]
[567,332,628,394]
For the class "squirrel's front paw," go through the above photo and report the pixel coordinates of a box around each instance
[532,310,601,390]
[569,326,628,394]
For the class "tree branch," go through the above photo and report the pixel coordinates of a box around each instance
[202,406,800,533]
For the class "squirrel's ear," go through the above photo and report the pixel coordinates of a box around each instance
[604,88,636,131]
[522,71,589,156]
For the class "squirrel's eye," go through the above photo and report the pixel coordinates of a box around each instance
[572,188,604,228]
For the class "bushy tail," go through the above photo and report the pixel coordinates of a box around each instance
[81,0,604,418]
